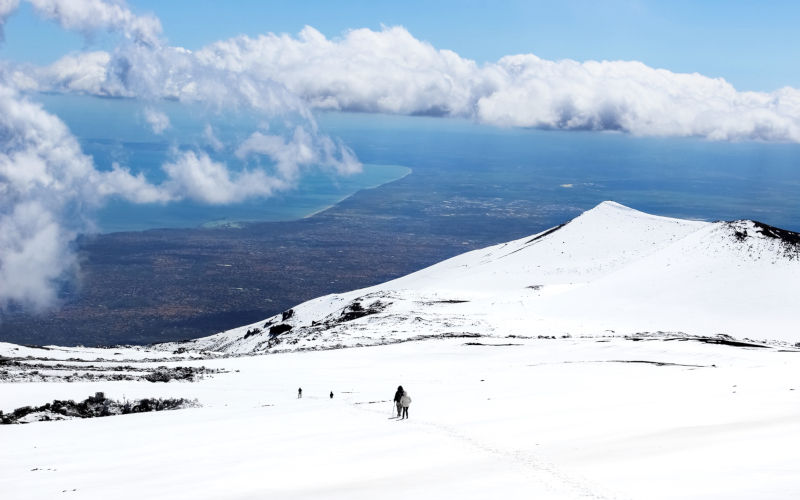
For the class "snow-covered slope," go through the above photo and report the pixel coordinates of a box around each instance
[170,201,800,354]
[5,337,800,500]
[4,201,800,500]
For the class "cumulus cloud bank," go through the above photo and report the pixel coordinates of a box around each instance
[189,26,800,142]
[28,23,800,142]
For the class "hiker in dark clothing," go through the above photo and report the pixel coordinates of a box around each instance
[298,387,302,399]
[330,391,334,399]
[393,385,404,417]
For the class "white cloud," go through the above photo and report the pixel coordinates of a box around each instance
[9,5,800,142]
[94,162,173,204]
[237,127,361,179]
[39,50,113,93]
[206,26,799,142]
[161,150,285,205]
[37,23,784,143]
[0,200,75,312]
[202,124,224,152]
[473,55,800,141]
[158,125,363,205]
[0,83,127,310]
[29,24,800,142]
[3,51,115,94]
[143,106,169,134]
[26,0,161,46]
[195,26,481,117]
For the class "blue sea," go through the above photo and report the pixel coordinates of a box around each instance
[39,94,800,233]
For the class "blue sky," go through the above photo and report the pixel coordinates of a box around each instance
[2,0,800,92]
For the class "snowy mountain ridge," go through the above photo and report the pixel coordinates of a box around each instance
[165,201,800,355]
[4,203,800,500]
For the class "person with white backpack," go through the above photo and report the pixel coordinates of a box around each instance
[400,389,411,419]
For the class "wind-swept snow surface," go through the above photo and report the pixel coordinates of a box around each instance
[177,201,800,355]
[2,337,800,499]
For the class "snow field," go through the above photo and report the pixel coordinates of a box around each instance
[3,336,800,499]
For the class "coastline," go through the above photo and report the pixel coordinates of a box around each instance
[302,165,412,219]
[96,164,412,234]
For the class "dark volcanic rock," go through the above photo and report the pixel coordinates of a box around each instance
[243,327,262,340]
[728,220,800,259]
[339,301,387,322]
[143,366,200,383]
[1,393,197,424]
[269,324,293,336]
[753,221,800,247]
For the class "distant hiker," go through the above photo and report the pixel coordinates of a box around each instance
[298,387,302,399]
[330,391,334,399]
[400,390,411,419]
[393,385,404,417]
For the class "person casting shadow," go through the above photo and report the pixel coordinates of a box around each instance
[393,385,404,417]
